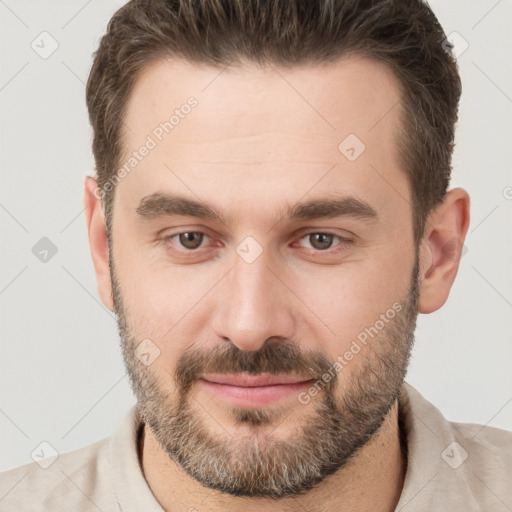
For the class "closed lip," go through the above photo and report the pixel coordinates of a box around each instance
[201,373,314,387]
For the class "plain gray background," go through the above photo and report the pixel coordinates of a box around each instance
[1,0,511,472]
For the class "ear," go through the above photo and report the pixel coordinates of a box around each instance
[83,176,114,312]
[417,188,470,314]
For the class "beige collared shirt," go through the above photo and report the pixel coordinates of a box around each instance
[1,381,510,511]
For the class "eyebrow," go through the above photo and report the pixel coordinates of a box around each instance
[136,192,378,225]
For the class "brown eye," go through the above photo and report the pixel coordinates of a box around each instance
[307,233,335,250]
[298,233,340,251]
[177,232,205,249]
[294,232,353,255]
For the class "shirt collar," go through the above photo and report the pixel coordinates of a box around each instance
[109,404,163,511]
[395,381,453,510]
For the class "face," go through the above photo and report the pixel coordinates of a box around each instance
[109,55,419,498]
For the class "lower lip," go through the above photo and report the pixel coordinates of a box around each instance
[199,379,314,407]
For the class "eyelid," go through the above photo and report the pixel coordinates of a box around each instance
[162,230,214,250]
[293,231,353,253]
[294,226,355,240]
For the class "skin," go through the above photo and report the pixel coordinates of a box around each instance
[84,55,469,511]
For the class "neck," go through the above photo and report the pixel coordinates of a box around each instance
[139,399,406,512]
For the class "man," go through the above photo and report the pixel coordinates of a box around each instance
[1,0,510,510]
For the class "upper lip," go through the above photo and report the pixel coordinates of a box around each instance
[201,373,313,387]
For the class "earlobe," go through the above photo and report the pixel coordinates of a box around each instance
[83,176,114,312]
[417,188,470,314]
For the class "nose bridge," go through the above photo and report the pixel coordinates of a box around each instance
[212,245,294,351]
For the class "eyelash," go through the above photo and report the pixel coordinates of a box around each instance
[161,230,353,257]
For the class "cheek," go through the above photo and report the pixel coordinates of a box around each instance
[291,248,413,356]
[116,258,217,364]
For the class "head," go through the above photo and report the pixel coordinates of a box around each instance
[84,0,469,499]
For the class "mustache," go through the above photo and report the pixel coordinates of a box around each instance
[174,338,336,394]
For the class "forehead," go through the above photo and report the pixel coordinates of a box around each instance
[116,55,408,225]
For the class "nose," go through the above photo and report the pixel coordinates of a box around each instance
[211,246,296,352]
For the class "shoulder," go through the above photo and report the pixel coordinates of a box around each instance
[404,381,512,465]
[435,418,512,510]
[450,418,512,480]
[399,382,512,510]
[0,436,118,512]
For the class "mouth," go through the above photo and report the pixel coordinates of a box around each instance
[199,373,315,407]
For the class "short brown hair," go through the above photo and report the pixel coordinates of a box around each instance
[86,0,461,245]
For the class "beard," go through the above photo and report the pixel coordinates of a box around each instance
[110,240,419,499]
